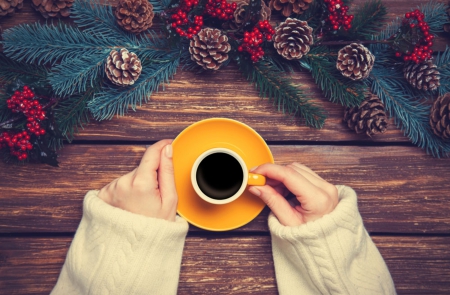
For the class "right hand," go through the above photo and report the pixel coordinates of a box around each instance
[248,163,338,227]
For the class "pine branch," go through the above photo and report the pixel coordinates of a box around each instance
[301,47,365,107]
[0,52,49,84]
[2,22,114,65]
[420,0,448,34]
[369,65,450,157]
[238,59,326,129]
[71,0,137,43]
[51,79,102,148]
[88,53,180,120]
[348,0,388,40]
[48,53,106,97]
[435,47,450,97]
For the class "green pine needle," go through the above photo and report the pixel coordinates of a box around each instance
[369,63,450,158]
[0,52,49,84]
[239,59,326,129]
[88,54,180,120]
[435,47,450,97]
[48,54,106,97]
[420,0,448,34]
[301,47,365,107]
[348,0,388,40]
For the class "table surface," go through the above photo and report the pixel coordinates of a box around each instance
[1,0,450,294]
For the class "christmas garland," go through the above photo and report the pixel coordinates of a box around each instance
[0,0,449,166]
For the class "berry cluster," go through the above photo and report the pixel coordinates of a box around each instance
[395,9,433,63]
[238,21,275,62]
[0,86,47,161]
[204,0,237,21]
[324,0,353,31]
[169,0,203,39]
[0,131,33,160]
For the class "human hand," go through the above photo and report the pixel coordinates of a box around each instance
[248,163,338,226]
[98,139,178,222]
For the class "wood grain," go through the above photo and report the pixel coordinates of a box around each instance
[0,235,449,294]
[1,144,449,234]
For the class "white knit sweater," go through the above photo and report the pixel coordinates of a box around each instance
[51,186,396,295]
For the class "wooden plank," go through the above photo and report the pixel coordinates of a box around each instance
[1,1,447,142]
[0,235,449,294]
[1,144,449,234]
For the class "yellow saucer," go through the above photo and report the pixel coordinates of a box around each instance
[172,118,274,231]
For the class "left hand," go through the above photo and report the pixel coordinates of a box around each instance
[98,139,178,222]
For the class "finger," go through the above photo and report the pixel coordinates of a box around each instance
[135,139,173,185]
[289,163,337,198]
[286,163,324,188]
[248,185,302,226]
[251,163,320,199]
[290,162,324,180]
[158,144,178,219]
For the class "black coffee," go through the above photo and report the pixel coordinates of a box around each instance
[196,152,244,200]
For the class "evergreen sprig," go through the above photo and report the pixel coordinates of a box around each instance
[369,64,450,157]
[88,53,180,120]
[421,0,448,34]
[301,47,365,107]
[348,0,388,40]
[48,54,106,97]
[52,78,102,148]
[0,52,49,85]
[239,59,326,129]
[436,47,450,97]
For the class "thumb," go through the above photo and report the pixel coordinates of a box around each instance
[158,144,178,214]
[248,185,302,226]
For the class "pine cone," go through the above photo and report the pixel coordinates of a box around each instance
[31,0,74,18]
[337,43,375,81]
[189,28,231,70]
[343,95,388,136]
[0,0,23,17]
[430,93,450,140]
[105,48,142,87]
[115,0,154,34]
[273,18,313,60]
[231,0,271,29]
[403,61,440,91]
[269,0,312,17]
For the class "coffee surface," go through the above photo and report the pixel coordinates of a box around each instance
[196,152,244,200]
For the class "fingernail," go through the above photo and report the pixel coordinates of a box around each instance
[165,144,173,158]
[250,166,258,172]
[248,186,261,196]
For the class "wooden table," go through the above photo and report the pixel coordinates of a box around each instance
[1,0,450,294]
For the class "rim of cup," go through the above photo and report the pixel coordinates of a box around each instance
[191,148,248,205]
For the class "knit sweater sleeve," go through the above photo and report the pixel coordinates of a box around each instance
[269,185,396,295]
[50,190,189,295]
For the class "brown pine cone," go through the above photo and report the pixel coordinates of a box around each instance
[115,0,154,34]
[31,0,74,18]
[270,0,312,17]
[403,61,441,91]
[430,93,450,139]
[231,0,271,29]
[337,43,375,81]
[273,18,313,60]
[105,48,142,87]
[189,28,231,70]
[343,95,388,136]
[0,0,23,17]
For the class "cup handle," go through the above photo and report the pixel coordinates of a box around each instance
[247,173,266,186]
